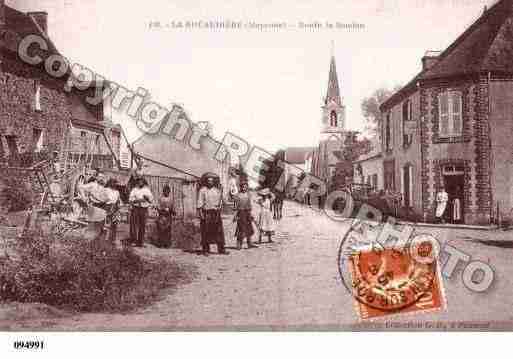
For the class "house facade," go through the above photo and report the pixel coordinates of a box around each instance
[380,0,513,225]
[353,149,383,192]
[282,147,314,198]
[0,2,119,170]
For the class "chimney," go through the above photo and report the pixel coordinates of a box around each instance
[27,11,48,35]
[421,50,441,71]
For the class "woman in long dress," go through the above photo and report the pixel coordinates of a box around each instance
[435,185,449,224]
[105,178,121,245]
[257,188,275,243]
[156,185,175,248]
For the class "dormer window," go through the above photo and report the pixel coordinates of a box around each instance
[34,80,42,111]
[330,110,338,127]
[439,90,462,137]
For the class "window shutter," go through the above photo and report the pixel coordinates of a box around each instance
[439,92,449,136]
[400,166,405,206]
[408,165,413,206]
[34,81,42,111]
[452,92,462,135]
[402,101,409,122]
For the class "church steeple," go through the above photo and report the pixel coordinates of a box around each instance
[320,50,345,139]
[325,55,342,106]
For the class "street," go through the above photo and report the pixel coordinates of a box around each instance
[3,200,513,330]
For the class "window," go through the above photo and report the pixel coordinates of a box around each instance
[384,160,395,191]
[5,135,18,157]
[33,128,44,152]
[372,174,378,190]
[439,90,462,137]
[384,112,392,151]
[328,166,336,178]
[34,80,41,111]
[80,131,86,137]
[330,110,338,127]
[401,164,413,207]
[402,99,414,147]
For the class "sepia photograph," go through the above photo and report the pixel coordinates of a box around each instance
[1,0,513,351]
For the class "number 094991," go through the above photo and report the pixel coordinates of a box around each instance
[13,341,44,350]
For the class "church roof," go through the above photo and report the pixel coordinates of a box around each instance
[325,56,342,106]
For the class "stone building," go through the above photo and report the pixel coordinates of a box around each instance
[311,54,347,183]
[0,2,119,170]
[380,0,513,225]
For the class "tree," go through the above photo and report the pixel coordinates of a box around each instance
[259,150,285,190]
[330,131,371,191]
[361,86,402,137]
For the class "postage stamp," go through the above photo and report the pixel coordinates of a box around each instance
[340,223,446,321]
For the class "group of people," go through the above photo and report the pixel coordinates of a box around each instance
[72,165,283,253]
[196,172,280,256]
[435,184,462,224]
[75,166,176,247]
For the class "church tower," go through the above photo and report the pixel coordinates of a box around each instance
[311,51,347,181]
[320,54,345,141]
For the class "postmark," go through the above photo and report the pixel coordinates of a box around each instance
[339,222,446,321]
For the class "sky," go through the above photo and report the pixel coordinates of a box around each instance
[8,0,498,152]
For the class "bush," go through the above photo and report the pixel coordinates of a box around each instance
[0,177,34,213]
[0,232,197,313]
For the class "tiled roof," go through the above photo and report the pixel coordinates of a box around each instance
[284,147,315,164]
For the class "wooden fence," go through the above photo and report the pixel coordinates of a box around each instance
[101,169,199,220]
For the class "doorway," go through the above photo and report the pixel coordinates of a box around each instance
[442,165,465,224]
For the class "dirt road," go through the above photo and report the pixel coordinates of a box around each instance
[3,201,513,330]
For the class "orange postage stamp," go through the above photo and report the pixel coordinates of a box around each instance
[348,238,445,321]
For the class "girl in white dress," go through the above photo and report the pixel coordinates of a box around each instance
[257,188,275,243]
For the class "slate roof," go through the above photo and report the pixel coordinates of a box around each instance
[3,5,59,57]
[421,0,513,79]
[325,56,342,106]
[381,0,513,110]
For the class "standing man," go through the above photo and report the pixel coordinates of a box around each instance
[129,177,154,247]
[197,173,229,255]
[233,181,257,250]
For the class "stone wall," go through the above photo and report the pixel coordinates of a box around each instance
[420,77,491,225]
[0,54,71,159]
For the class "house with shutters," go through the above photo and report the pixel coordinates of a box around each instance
[380,0,513,225]
[0,2,120,170]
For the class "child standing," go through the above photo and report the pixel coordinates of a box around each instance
[257,188,275,243]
